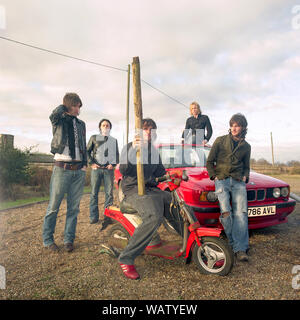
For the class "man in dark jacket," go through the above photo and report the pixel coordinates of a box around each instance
[87,119,119,227]
[206,113,251,262]
[118,118,180,280]
[182,101,212,144]
[42,93,87,253]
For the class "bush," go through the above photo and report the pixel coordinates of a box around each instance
[28,166,52,194]
[0,145,32,200]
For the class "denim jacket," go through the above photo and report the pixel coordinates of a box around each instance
[50,105,87,166]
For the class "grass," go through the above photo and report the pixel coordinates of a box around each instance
[0,196,50,210]
[0,186,92,211]
[1,174,298,211]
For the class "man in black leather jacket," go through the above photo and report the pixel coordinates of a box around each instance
[87,119,119,226]
[42,93,87,253]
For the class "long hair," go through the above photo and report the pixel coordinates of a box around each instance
[189,102,201,116]
[229,113,248,138]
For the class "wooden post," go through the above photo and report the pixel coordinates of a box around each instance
[132,57,145,196]
[271,132,275,166]
[126,64,130,144]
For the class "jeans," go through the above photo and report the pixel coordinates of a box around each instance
[89,168,114,222]
[118,188,177,265]
[42,166,86,246]
[215,177,249,253]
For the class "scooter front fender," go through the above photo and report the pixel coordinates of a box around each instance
[196,227,221,238]
[185,231,198,259]
[184,227,222,259]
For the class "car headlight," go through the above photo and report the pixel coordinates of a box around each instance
[281,187,289,197]
[206,191,218,202]
[273,188,281,198]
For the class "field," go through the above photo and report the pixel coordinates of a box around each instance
[0,174,300,300]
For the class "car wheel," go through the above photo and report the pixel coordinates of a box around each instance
[192,236,234,276]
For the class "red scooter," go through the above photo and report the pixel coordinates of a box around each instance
[104,169,234,276]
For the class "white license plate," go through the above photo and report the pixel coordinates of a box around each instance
[248,206,276,217]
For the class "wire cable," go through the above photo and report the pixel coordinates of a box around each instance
[0,35,128,72]
[0,35,238,129]
[0,35,192,109]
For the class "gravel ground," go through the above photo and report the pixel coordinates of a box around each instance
[0,190,300,300]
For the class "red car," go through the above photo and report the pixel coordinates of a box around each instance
[114,144,296,230]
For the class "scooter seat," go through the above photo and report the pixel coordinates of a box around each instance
[120,200,138,214]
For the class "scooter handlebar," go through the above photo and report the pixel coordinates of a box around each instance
[155,170,189,183]
[155,174,169,183]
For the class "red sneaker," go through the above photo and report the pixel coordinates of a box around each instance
[119,263,140,280]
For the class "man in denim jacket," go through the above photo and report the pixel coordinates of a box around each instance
[42,93,87,253]
[207,113,251,262]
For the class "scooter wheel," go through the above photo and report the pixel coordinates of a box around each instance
[192,236,234,276]
[108,224,130,250]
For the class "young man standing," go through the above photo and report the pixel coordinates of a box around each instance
[87,119,119,228]
[182,101,213,145]
[206,113,251,262]
[42,93,87,252]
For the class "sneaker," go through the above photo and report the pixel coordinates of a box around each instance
[64,242,74,252]
[119,263,140,280]
[45,243,59,252]
[235,251,249,262]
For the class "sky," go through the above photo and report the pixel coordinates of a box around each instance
[0,0,299,163]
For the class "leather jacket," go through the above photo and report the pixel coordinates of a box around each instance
[87,134,119,167]
[49,105,87,166]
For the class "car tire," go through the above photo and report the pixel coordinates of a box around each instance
[192,236,234,276]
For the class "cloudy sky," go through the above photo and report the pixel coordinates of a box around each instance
[0,0,299,163]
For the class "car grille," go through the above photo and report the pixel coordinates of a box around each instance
[247,190,256,201]
[266,188,274,199]
[257,189,266,200]
[247,189,266,201]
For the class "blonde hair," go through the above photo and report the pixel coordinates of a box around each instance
[189,102,201,115]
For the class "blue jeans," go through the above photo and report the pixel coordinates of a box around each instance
[42,166,86,246]
[215,177,249,253]
[89,168,114,222]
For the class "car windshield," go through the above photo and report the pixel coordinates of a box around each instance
[158,145,210,168]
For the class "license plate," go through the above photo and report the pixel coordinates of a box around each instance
[248,206,276,217]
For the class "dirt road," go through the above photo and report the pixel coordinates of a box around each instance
[0,190,299,300]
